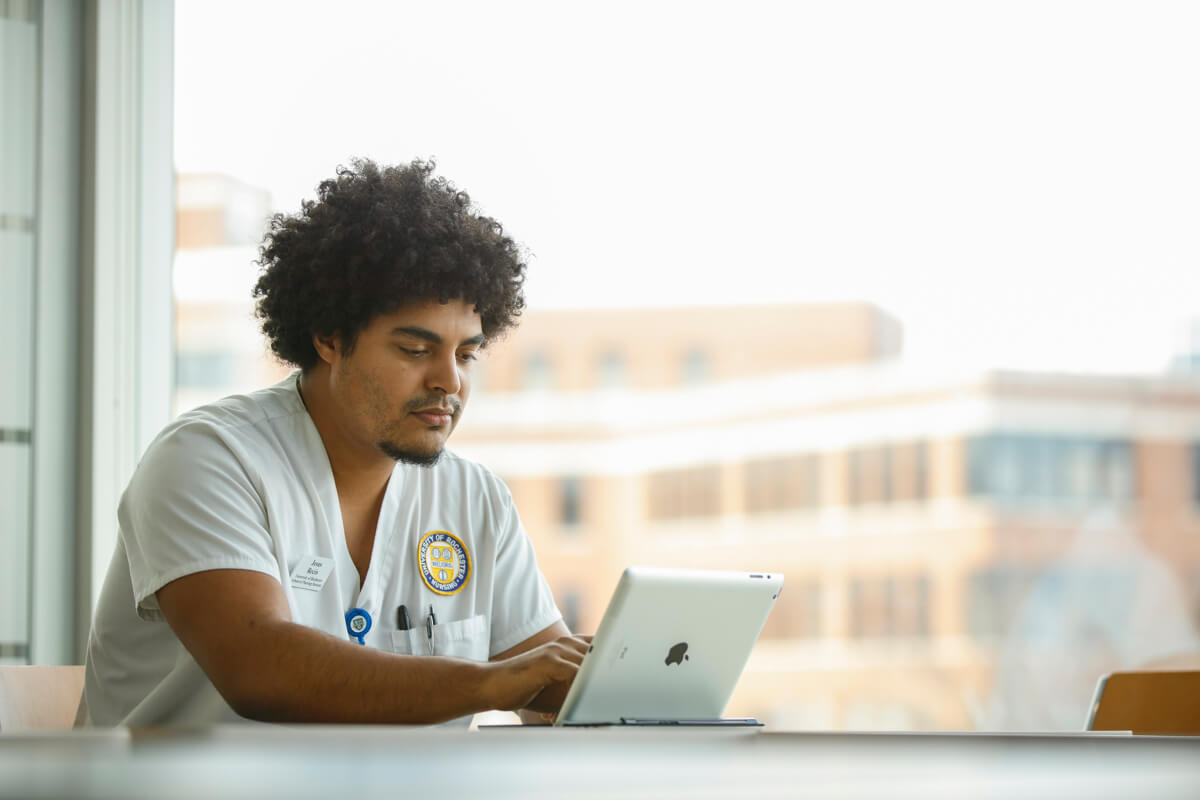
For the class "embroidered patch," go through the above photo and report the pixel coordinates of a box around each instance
[418,530,470,595]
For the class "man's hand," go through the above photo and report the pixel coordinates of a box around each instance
[481,634,591,713]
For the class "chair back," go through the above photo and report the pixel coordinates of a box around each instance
[1086,670,1200,735]
[0,665,86,732]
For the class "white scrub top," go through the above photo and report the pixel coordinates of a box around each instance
[82,374,561,727]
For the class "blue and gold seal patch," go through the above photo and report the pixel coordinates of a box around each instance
[418,530,470,595]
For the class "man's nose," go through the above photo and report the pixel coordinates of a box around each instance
[425,351,462,396]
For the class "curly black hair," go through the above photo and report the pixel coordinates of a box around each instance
[253,158,527,370]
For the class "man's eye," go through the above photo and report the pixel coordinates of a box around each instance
[457,351,478,363]
[400,347,428,357]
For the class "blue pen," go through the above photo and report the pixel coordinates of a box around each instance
[425,605,437,654]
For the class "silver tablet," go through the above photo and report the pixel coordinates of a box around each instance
[555,566,783,726]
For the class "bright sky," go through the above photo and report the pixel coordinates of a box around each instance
[175,0,1200,375]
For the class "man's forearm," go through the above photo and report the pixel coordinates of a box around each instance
[156,571,586,724]
[219,620,489,724]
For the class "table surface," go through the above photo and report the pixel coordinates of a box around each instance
[2,726,1199,799]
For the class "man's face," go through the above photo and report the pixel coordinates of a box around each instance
[325,298,484,467]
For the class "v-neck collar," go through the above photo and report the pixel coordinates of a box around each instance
[333,470,400,601]
[291,373,401,608]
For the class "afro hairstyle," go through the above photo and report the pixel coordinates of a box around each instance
[253,158,527,370]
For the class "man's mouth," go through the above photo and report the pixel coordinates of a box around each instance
[411,406,455,427]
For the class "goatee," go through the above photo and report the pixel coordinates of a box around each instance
[378,441,443,467]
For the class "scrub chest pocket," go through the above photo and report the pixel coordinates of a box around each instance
[388,614,490,661]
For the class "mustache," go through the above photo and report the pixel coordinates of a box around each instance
[404,395,462,415]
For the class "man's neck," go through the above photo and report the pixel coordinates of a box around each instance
[297,368,394,499]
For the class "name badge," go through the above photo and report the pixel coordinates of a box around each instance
[290,555,334,592]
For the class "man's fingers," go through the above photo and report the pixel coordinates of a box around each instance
[545,638,589,664]
[486,634,596,713]
[556,634,592,654]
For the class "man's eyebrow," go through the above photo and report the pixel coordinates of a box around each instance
[461,333,486,347]
[390,326,485,347]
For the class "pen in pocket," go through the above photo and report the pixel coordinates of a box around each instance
[425,605,437,655]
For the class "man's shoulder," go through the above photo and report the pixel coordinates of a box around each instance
[139,375,309,476]
[167,374,305,440]
[123,375,312,510]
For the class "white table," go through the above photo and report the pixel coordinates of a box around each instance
[2,726,1198,799]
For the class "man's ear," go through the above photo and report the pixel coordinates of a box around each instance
[312,332,340,365]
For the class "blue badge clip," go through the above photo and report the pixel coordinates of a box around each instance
[345,608,372,645]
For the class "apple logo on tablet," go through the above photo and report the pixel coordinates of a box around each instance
[665,642,689,666]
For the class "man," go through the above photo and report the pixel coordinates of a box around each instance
[82,159,588,726]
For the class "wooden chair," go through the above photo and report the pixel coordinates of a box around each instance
[1086,670,1200,735]
[0,665,86,732]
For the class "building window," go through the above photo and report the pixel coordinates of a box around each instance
[850,575,930,638]
[966,433,1134,508]
[897,441,931,503]
[560,589,582,632]
[847,447,891,507]
[745,453,820,513]
[1192,444,1200,506]
[1191,570,1200,628]
[880,446,894,503]
[647,465,722,520]
[522,351,554,391]
[760,578,822,639]
[848,449,864,506]
[681,348,710,385]
[913,441,929,500]
[895,575,930,638]
[595,349,627,389]
[885,441,930,503]
[850,577,893,637]
[561,476,583,528]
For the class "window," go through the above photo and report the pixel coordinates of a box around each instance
[560,589,583,633]
[893,441,930,502]
[522,351,554,391]
[966,434,1134,508]
[595,350,627,389]
[850,575,930,638]
[745,453,820,513]
[850,577,893,637]
[681,348,711,385]
[847,446,892,507]
[1193,444,1200,507]
[560,476,583,528]
[848,449,865,506]
[647,465,722,520]
[880,446,894,503]
[760,578,822,639]
[166,2,1200,735]
[0,0,38,665]
[914,442,929,499]
[894,575,930,638]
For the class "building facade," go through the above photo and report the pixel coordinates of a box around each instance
[453,309,1200,730]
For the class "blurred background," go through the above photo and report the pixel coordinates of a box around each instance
[5,0,1200,732]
